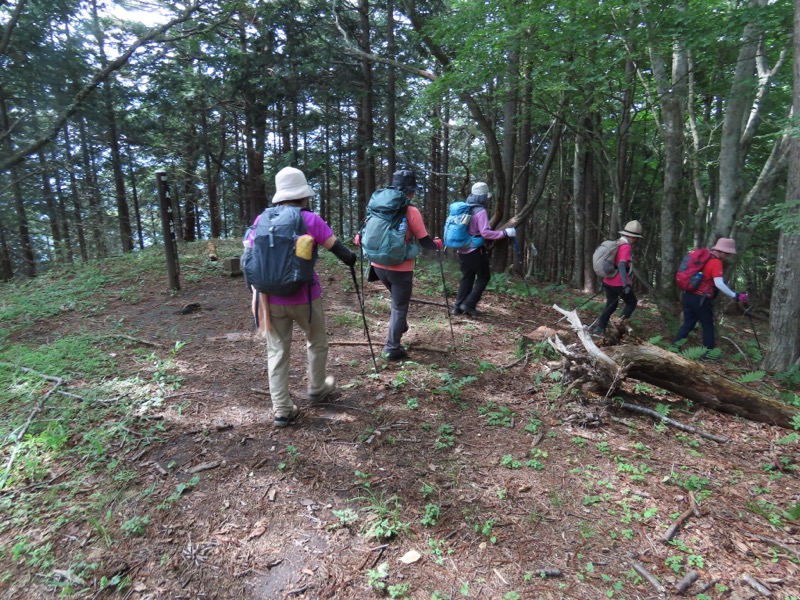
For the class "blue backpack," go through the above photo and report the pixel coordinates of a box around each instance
[360,188,420,265]
[443,202,484,250]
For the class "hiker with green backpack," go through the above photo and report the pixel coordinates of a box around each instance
[355,168,443,361]
[243,166,357,428]
[590,220,643,335]
[444,182,515,317]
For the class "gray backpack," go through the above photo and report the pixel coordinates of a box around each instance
[592,240,619,278]
[242,205,317,296]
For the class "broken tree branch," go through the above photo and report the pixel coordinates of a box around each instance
[1,376,64,490]
[620,402,729,443]
[630,561,666,596]
[662,493,700,542]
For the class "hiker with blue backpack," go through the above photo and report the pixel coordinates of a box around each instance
[590,220,643,335]
[355,168,443,361]
[673,237,747,352]
[444,182,515,317]
[243,166,357,428]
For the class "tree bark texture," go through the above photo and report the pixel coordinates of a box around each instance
[764,0,800,371]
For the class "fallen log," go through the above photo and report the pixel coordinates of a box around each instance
[604,344,798,429]
[551,306,799,430]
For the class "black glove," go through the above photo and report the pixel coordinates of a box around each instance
[330,239,356,267]
[623,285,631,295]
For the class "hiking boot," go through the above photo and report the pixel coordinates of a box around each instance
[383,348,408,362]
[273,405,301,428]
[307,376,336,403]
[459,304,483,317]
[588,325,605,336]
[451,305,464,316]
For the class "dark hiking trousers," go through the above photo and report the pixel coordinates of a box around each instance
[455,247,490,311]
[596,283,638,331]
[373,267,414,356]
[674,292,716,349]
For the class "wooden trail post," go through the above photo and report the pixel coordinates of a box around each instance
[155,171,180,291]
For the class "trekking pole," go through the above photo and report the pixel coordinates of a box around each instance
[556,289,604,324]
[512,239,534,299]
[349,264,378,373]
[743,304,762,354]
[436,251,456,347]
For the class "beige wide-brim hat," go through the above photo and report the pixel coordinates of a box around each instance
[272,167,315,204]
[619,220,643,238]
[711,237,737,254]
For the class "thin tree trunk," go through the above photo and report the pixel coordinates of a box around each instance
[78,116,107,258]
[37,148,63,263]
[62,124,87,262]
[126,144,145,250]
[51,144,74,263]
[572,131,586,289]
[358,0,376,199]
[386,0,397,175]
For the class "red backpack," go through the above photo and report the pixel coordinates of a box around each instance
[675,247,712,292]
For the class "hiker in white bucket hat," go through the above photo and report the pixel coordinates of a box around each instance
[244,166,357,427]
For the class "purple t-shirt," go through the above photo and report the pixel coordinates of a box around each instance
[246,209,333,305]
[458,207,507,254]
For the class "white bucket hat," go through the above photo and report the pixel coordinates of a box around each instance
[619,220,643,238]
[471,182,490,196]
[272,167,315,204]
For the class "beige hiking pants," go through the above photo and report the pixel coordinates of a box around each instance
[266,299,328,417]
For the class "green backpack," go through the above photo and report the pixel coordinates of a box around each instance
[360,188,420,266]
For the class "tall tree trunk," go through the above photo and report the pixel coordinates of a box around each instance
[386,0,397,175]
[201,111,223,239]
[181,129,201,243]
[0,219,13,280]
[51,144,74,263]
[613,59,636,234]
[0,93,35,276]
[78,116,107,258]
[764,0,800,372]
[126,144,145,250]
[62,124,88,261]
[91,0,133,253]
[514,70,533,276]
[37,148,63,263]
[358,0,376,202]
[642,0,688,299]
[107,103,133,252]
[572,131,586,290]
[714,0,769,242]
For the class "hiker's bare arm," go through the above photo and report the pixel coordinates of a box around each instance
[322,235,336,250]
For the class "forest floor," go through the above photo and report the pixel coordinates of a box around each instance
[1,241,799,600]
